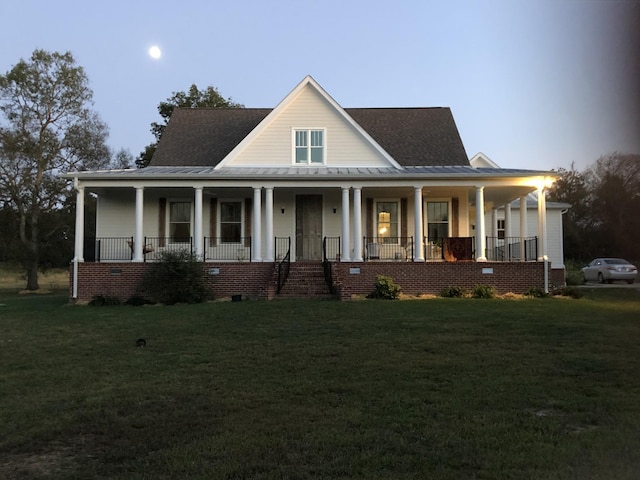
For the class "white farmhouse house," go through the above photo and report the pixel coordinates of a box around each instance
[63,76,563,301]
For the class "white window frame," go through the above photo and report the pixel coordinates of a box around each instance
[292,128,326,165]
[218,199,244,244]
[374,198,401,244]
[167,199,193,244]
[424,199,452,242]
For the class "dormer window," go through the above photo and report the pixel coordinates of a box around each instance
[294,129,324,165]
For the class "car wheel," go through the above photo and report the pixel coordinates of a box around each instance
[607,279,613,284]
[598,273,605,284]
[628,280,635,285]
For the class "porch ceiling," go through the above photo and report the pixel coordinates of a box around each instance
[472,185,538,207]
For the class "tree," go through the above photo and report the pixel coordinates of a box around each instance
[549,153,640,262]
[547,163,593,260]
[136,84,243,168]
[0,50,110,290]
[585,153,640,259]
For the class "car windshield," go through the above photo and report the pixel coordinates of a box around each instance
[604,259,629,265]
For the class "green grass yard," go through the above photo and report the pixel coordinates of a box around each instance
[1,289,639,479]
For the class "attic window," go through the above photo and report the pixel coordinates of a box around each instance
[294,129,324,165]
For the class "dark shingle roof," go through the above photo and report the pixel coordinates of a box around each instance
[150,106,469,167]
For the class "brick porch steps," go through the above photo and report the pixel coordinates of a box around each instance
[276,261,336,299]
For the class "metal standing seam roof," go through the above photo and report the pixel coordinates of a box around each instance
[63,165,557,180]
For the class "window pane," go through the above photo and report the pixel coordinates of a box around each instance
[295,130,307,147]
[427,202,448,222]
[311,130,323,147]
[295,147,308,163]
[170,223,190,242]
[170,202,190,222]
[221,223,241,243]
[310,146,323,163]
[221,202,241,222]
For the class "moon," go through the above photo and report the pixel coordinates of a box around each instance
[148,46,162,59]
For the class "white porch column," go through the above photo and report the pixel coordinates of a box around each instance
[74,183,85,262]
[194,187,203,258]
[341,187,351,261]
[475,186,487,261]
[520,195,528,260]
[352,187,363,261]
[537,186,547,261]
[252,188,262,261]
[133,187,144,262]
[504,202,512,239]
[264,187,274,261]
[414,187,424,261]
[491,208,498,238]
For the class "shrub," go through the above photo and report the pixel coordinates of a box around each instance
[552,286,584,299]
[440,286,466,298]
[125,295,154,306]
[138,249,209,305]
[367,275,401,300]
[89,295,122,306]
[471,284,496,299]
[564,259,586,285]
[524,287,549,298]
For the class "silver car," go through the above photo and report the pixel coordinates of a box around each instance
[582,258,637,284]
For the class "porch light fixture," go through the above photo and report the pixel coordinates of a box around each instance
[281,208,285,214]
[333,207,337,214]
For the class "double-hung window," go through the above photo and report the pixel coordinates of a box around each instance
[376,201,399,243]
[220,201,242,243]
[294,129,324,165]
[426,202,449,242]
[169,201,191,243]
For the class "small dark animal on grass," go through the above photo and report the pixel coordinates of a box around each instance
[136,338,147,347]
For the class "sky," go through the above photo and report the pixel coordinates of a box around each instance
[1,0,638,172]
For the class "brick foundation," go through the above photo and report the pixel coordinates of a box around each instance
[330,261,556,300]
[70,262,276,303]
[70,261,562,303]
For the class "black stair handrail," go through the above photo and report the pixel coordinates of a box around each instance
[276,237,291,294]
[322,237,338,295]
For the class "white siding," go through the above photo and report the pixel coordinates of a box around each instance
[229,84,392,168]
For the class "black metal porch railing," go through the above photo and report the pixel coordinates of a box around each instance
[276,237,291,294]
[323,237,341,262]
[143,237,193,262]
[204,237,252,261]
[322,237,340,294]
[424,237,476,261]
[486,236,538,261]
[363,237,413,261]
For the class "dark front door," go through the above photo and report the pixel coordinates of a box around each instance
[296,195,322,260]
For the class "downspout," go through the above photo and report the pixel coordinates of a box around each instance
[72,177,79,299]
[544,256,549,294]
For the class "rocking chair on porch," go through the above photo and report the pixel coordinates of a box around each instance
[127,240,154,255]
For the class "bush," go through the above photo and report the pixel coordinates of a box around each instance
[367,275,401,300]
[125,295,154,306]
[138,249,209,305]
[471,284,496,299]
[89,295,122,306]
[440,286,466,298]
[565,259,586,285]
[552,286,584,299]
[524,287,549,298]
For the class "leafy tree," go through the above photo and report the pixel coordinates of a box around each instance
[547,162,593,260]
[585,153,640,260]
[0,50,110,289]
[136,84,243,168]
[549,153,640,262]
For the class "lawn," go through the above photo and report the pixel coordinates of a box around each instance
[1,289,639,479]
